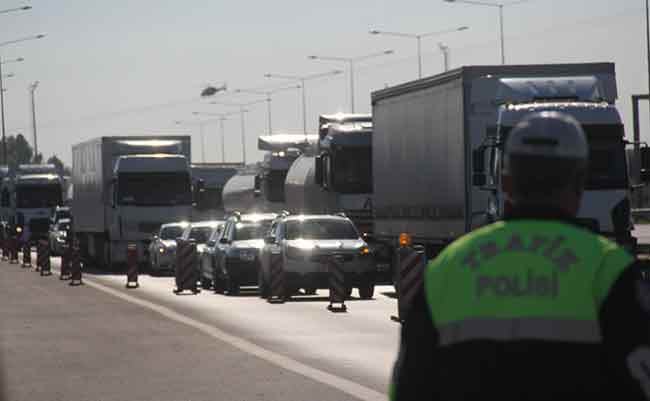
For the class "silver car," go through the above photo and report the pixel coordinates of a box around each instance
[48,218,71,256]
[149,222,189,273]
[259,215,376,299]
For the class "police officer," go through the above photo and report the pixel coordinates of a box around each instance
[390,111,650,400]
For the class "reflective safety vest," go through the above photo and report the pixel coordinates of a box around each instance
[425,219,633,345]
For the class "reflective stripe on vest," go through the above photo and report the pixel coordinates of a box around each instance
[438,317,602,346]
[425,220,633,345]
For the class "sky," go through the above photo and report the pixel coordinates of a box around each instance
[0,0,647,165]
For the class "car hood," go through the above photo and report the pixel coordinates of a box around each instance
[231,239,265,250]
[161,240,177,249]
[285,239,366,252]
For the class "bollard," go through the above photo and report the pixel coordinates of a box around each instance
[1,238,8,261]
[21,242,31,268]
[267,252,285,303]
[391,245,426,324]
[60,243,72,280]
[327,255,347,312]
[125,243,139,289]
[173,239,199,294]
[38,239,52,276]
[69,239,83,286]
[9,237,19,264]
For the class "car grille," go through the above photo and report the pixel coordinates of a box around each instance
[29,218,50,234]
[308,253,355,263]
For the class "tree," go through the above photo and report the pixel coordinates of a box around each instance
[47,155,64,174]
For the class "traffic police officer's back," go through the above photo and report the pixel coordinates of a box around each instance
[390,111,650,400]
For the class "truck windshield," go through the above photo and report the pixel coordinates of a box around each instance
[197,187,223,210]
[17,184,62,208]
[284,219,359,240]
[118,172,191,206]
[332,147,372,194]
[160,226,184,240]
[497,124,628,190]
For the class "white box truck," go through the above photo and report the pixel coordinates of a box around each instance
[72,136,192,269]
[371,62,648,260]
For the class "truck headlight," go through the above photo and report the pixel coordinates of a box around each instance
[16,226,22,234]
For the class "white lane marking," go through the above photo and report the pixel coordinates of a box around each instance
[77,274,387,401]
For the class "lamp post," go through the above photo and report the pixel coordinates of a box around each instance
[0,58,22,164]
[438,42,450,72]
[175,120,207,162]
[29,81,39,162]
[234,85,301,135]
[443,0,528,65]
[0,34,44,163]
[369,26,467,78]
[646,0,650,140]
[192,111,240,163]
[308,50,394,112]
[0,5,32,14]
[264,70,343,136]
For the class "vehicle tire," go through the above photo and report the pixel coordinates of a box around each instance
[227,278,240,296]
[344,286,353,300]
[202,275,213,290]
[304,287,317,296]
[258,270,270,299]
[358,283,375,300]
[212,265,224,294]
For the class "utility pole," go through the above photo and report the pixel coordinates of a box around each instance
[29,81,39,163]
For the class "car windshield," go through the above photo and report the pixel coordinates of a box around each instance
[233,222,271,241]
[284,219,359,240]
[160,226,184,240]
[17,184,62,208]
[188,227,213,244]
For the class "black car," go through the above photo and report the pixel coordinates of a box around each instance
[202,213,275,295]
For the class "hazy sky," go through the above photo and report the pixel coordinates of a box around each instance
[0,0,646,165]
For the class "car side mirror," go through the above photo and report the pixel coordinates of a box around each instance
[219,237,230,244]
[207,240,216,247]
[642,148,650,183]
[264,236,276,244]
[472,148,487,187]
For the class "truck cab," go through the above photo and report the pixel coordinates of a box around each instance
[478,76,637,249]
[107,154,192,265]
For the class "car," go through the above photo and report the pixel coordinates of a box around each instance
[200,213,276,295]
[48,218,71,256]
[149,222,189,274]
[259,214,376,300]
[177,220,224,280]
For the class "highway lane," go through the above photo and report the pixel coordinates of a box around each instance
[6,254,400,400]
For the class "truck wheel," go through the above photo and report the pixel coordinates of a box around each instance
[358,283,375,300]
[227,279,240,296]
[304,287,317,295]
[344,286,353,300]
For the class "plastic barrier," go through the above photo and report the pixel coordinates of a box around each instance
[37,240,52,276]
[60,243,72,280]
[1,238,8,261]
[267,252,285,303]
[173,239,200,294]
[69,239,83,286]
[391,246,426,323]
[327,255,347,312]
[9,237,19,264]
[125,243,139,289]
[21,242,31,268]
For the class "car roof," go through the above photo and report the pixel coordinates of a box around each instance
[189,221,223,229]
[57,218,72,224]
[161,222,190,229]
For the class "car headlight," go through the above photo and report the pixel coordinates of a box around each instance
[15,226,22,234]
[159,247,165,254]
[239,249,256,262]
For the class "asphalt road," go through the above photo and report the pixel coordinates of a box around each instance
[0,255,398,401]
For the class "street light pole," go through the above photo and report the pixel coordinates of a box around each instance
[308,51,394,112]
[439,42,450,72]
[646,0,650,136]
[498,4,505,65]
[199,123,205,162]
[219,117,227,163]
[234,85,300,135]
[0,58,5,164]
[29,81,39,162]
[239,106,247,164]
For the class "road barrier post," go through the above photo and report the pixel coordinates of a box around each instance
[327,255,347,312]
[1,237,8,261]
[267,252,285,303]
[9,237,19,264]
[173,239,199,294]
[391,245,426,323]
[69,238,83,286]
[60,243,72,280]
[38,239,52,276]
[125,243,139,289]
[21,241,31,268]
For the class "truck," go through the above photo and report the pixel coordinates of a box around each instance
[72,136,192,269]
[222,134,316,214]
[2,164,64,242]
[191,163,242,221]
[285,114,373,234]
[371,62,649,261]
